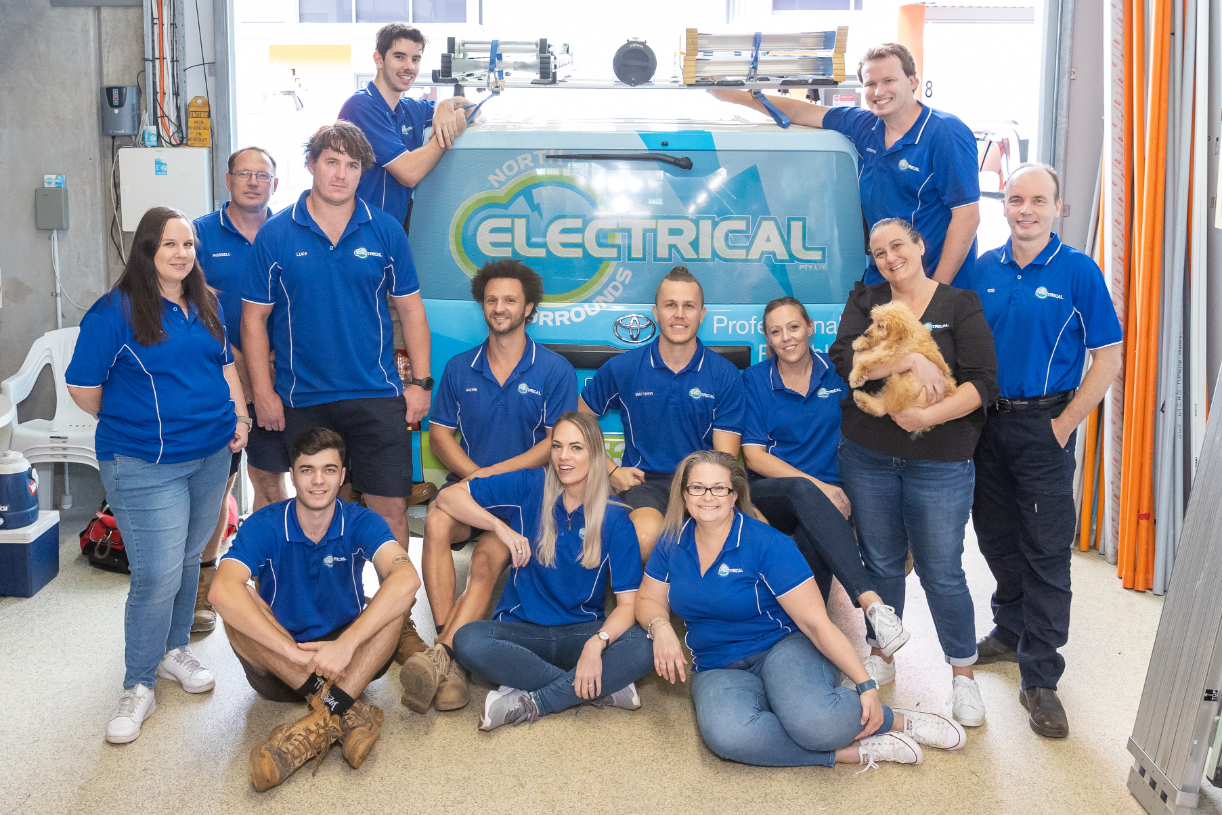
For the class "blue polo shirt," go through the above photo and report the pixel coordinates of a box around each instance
[972,234,1122,398]
[467,469,643,626]
[243,191,420,407]
[221,498,397,642]
[430,336,578,470]
[581,339,746,475]
[338,82,437,222]
[194,202,274,351]
[742,351,846,484]
[66,290,236,464]
[822,104,981,287]
[644,511,813,671]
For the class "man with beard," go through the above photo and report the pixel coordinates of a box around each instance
[401,259,578,714]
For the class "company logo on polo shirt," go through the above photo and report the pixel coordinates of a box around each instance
[402,125,413,136]
[579,528,586,539]
[689,388,714,400]
[212,252,231,258]
[1034,286,1064,300]
[816,387,842,398]
[716,563,743,577]
[322,555,348,567]
[353,247,383,259]
[924,322,950,330]
[517,383,542,396]
[897,159,921,172]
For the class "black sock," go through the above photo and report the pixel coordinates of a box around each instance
[322,683,355,716]
[441,643,455,660]
[297,673,325,698]
[200,559,217,569]
[434,623,444,635]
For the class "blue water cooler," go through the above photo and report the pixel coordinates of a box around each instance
[0,451,39,530]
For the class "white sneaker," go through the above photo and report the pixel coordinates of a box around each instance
[841,654,897,689]
[157,646,216,693]
[106,684,156,744]
[949,675,986,727]
[865,602,910,657]
[596,682,641,711]
[893,708,967,750]
[854,732,923,774]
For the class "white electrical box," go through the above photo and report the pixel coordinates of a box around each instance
[117,147,212,232]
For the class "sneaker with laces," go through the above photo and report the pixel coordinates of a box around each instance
[479,687,540,731]
[157,646,216,693]
[949,675,986,727]
[435,656,470,711]
[393,607,428,665]
[892,708,967,750]
[841,654,896,689]
[105,684,156,744]
[335,696,383,769]
[854,732,923,774]
[249,694,341,791]
[593,682,641,711]
[865,602,909,658]
[400,643,449,713]
[192,566,217,633]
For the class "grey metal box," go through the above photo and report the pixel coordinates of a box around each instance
[35,188,69,230]
[101,86,140,137]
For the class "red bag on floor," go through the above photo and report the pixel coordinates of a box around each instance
[225,494,238,540]
[79,502,130,574]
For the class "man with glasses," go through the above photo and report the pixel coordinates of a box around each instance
[191,146,291,635]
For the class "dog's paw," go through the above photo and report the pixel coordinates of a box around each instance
[848,371,867,388]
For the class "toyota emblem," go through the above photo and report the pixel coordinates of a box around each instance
[613,314,656,344]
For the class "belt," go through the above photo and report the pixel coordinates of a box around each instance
[995,390,1075,412]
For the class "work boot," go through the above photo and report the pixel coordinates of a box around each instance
[393,605,427,664]
[248,694,340,792]
[975,633,1020,664]
[192,565,217,634]
[400,643,450,713]
[434,655,470,711]
[1020,687,1069,739]
[407,481,438,507]
[336,697,384,768]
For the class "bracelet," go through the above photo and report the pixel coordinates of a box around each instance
[646,617,672,640]
[611,464,620,476]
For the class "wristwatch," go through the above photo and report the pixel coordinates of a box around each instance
[596,631,610,650]
[236,416,253,426]
[855,678,878,694]
[408,376,434,390]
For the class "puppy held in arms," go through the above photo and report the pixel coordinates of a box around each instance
[848,301,958,437]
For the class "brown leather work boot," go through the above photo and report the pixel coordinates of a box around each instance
[192,565,217,634]
[400,643,449,713]
[435,655,470,711]
[248,694,341,792]
[336,697,384,768]
[406,481,438,507]
[393,605,427,664]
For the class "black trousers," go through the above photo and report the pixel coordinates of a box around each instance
[972,404,1077,690]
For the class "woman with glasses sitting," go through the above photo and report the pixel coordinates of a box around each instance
[635,450,968,770]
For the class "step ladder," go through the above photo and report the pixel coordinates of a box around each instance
[681,27,848,86]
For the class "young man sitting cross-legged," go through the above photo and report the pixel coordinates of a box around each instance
[210,427,421,792]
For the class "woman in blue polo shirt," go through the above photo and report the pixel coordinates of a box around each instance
[67,206,249,745]
[445,412,654,730]
[636,450,966,768]
[743,296,908,658]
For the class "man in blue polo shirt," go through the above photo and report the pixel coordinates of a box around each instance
[712,42,981,287]
[337,22,468,229]
[579,267,746,561]
[401,258,577,713]
[211,427,420,791]
[969,163,1122,740]
[192,146,291,635]
[242,121,433,658]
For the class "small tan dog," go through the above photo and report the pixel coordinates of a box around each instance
[848,301,958,436]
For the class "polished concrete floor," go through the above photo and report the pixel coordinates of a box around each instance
[2,505,1217,815]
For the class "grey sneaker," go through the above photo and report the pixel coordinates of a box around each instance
[865,602,910,657]
[479,688,540,731]
[592,682,641,711]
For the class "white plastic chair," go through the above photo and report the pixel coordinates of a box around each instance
[1,327,98,509]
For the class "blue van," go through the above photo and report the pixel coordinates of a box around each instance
[409,118,866,482]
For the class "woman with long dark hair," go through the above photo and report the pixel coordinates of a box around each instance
[67,206,249,744]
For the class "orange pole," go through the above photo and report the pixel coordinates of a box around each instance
[1079,406,1100,551]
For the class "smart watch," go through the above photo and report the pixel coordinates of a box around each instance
[855,679,878,694]
[408,376,434,390]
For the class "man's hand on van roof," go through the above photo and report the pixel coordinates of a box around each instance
[707,88,829,129]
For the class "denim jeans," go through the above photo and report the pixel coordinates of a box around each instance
[100,447,231,689]
[452,619,654,716]
[750,477,874,604]
[690,632,894,767]
[837,437,978,665]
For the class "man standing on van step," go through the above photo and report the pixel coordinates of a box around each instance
[242,121,433,663]
[191,146,291,636]
[579,267,745,563]
[401,259,578,715]
[712,42,981,288]
[969,164,1120,739]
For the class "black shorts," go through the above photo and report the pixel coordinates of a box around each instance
[230,401,292,477]
[620,471,675,514]
[283,396,413,498]
[235,620,394,703]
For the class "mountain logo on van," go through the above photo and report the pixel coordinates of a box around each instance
[613,314,656,344]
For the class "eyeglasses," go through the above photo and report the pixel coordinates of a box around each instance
[684,485,733,497]
[231,170,274,184]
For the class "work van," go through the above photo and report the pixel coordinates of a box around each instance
[409,117,866,482]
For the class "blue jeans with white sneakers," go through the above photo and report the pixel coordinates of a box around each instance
[100,447,230,689]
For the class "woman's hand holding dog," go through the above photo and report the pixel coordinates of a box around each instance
[889,406,930,434]
[907,353,947,405]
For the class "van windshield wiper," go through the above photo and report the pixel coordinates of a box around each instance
[548,153,693,170]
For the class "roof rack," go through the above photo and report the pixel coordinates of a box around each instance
[681,27,849,85]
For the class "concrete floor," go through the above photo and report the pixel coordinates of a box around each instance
[2,505,1219,815]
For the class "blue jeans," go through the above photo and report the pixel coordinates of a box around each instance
[100,447,231,689]
[452,619,654,716]
[837,437,978,665]
[690,632,894,767]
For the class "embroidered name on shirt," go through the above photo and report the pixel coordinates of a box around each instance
[634,391,655,397]
[296,251,308,257]
[517,383,542,396]
[689,388,714,400]
[465,387,479,392]
[717,564,743,576]
[212,252,231,258]
[1034,287,1065,300]
[866,147,877,154]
